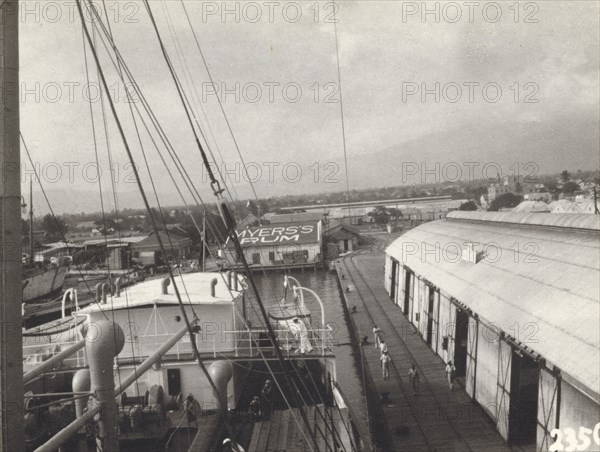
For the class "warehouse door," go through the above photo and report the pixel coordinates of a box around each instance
[465,316,478,398]
[509,351,539,445]
[454,309,469,378]
[390,259,398,301]
[496,339,512,442]
[425,285,437,347]
[536,367,559,451]
[403,270,412,315]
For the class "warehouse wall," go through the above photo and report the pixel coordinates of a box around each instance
[475,322,501,421]
[559,380,600,435]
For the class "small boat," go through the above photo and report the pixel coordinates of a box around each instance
[22,259,69,304]
[21,183,69,304]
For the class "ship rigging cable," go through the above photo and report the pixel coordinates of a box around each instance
[178,0,263,210]
[82,21,131,396]
[84,2,340,448]
[141,1,321,448]
[80,1,320,448]
[75,0,245,445]
[84,1,230,246]
[95,0,200,313]
[84,0,255,296]
[333,2,353,222]
[20,135,110,322]
[159,0,242,218]
[84,0,261,315]
[154,3,345,445]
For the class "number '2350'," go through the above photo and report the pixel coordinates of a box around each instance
[550,422,600,451]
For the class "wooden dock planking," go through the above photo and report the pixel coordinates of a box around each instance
[287,408,303,451]
[314,405,327,452]
[266,409,284,451]
[247,420,264,452]
[255,415,273,452]
[276,407,291,451]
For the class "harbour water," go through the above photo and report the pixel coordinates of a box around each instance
[248,268,366,422]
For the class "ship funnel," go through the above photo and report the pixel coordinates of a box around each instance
[95,283,103,303]
[161,277,171,295]
[232,271,238,291]
[211,278,218,297]
[115,277,122,298]
[207,361,233,414]
[101,283,110,304]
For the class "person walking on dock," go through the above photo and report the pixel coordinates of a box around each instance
[380,350,391,380]
[446,360,456,391]
[379,339,388,355]
[408,363,420,395]
[373,325,382,348]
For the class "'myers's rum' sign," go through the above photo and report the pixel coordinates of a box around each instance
[236,222,320,246]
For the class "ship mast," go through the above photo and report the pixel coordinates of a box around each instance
[0,0,25,450]
[29,179,34,262]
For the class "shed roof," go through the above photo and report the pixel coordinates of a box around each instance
[511,200,551,213]
[267,212,326,223]
[134,230,192,248]
[387,211,600,397]
[325,221,361,235]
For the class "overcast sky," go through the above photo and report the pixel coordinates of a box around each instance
[19,0,599,214]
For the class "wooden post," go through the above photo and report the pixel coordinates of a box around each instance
[0,1,25,449]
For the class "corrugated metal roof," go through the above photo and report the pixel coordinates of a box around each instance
[511,201,551,213]
[386,214,600,396]
[268,212,326,223]
[448,210,600,230]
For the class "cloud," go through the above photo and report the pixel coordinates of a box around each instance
[19,0,599,211]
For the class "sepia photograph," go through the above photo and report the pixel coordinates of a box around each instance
[1,0,599,451]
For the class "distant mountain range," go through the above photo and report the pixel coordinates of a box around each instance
[26,115,599,215]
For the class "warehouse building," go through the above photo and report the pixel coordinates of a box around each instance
[223,220,323,270]
[385,211,599,450]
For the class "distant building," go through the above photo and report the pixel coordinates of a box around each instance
[550,199,600,214]
[487,175,539,201]
[131,230,192,262]
[74,221,97,230]
[385,211,599,450]
[511,200,551,213]
[524,192,553,203]
[34,241,83,262]
[223,220,323,270]
[238,213,260,229]
[325,221,361,253]
[265,212,326,224]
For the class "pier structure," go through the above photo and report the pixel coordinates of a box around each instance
[337,245,519,452]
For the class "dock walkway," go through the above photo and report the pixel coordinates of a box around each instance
[337,246,522,452]
[247,405,352,452]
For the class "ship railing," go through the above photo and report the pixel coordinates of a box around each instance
[124,327,336,361]
[22,341,88,378]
